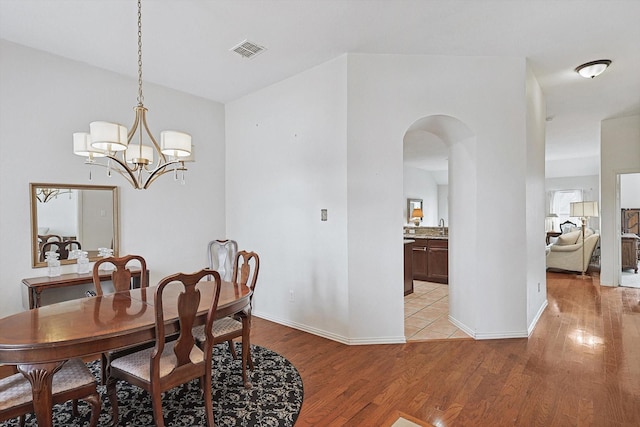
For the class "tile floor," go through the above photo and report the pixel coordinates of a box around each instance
[404,280,471,341]
[621,260,640,288]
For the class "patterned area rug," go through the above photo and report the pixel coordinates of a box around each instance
[7,344,303,427]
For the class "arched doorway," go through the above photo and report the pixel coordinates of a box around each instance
[402,114,476,340]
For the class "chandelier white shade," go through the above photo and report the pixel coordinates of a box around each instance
[72,132,105,159]
[161,130,192,157]
[73,0,192,189]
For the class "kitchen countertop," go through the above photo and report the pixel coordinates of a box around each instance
[403,234,448,240]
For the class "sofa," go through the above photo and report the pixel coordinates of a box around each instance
[546,228,600,273]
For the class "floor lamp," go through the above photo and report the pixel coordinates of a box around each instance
[570,201,599,278]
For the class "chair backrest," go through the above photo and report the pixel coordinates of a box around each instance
[207,239,238,282]
[232,250,260,300]
[559,220,577,233]
[92,254,148,296]
[153,269,221,377]
[40,240,82,261]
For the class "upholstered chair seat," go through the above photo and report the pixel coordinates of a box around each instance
[0,358,101,427]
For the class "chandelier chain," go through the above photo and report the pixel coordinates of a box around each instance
[137,0,144,106]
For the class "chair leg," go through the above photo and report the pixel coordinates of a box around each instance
[84,391,102,427]
[227,339,238,360]
[100,353,109,386]
[72,399,79,416]
[241,315,252,388]
[106,377,119,425]
[202,373,214,427]
[19,415,25,427]
[150,384,165,427]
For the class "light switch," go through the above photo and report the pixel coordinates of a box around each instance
[321,209,328,221]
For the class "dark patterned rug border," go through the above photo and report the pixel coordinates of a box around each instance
[4,344,303,427]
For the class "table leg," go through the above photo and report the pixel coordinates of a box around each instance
[17,361,64,427]
[35,289,42,309]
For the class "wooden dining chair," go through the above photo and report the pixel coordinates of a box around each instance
[0,359,101,427]
[40,240,82,261]
[91,254,149,385]
[194,250,260,388]
[106,269,222,427]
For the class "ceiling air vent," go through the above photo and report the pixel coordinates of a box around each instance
[230,40,266,59]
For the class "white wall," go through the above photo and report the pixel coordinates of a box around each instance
[345,54,545,339]
[525,64,548,330]
[403,166,438,226]
[621,173,640,208]
[227,53,546,342]
[600,115,640,286]
[0,40,226,315]
[438,185,448,225]
[225,56,351,342]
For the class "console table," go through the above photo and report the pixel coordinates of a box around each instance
[22,268,146,309]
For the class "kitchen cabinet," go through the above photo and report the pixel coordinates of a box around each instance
[622,233,639,273]
[404,240,414,295]
[411,238,448,283]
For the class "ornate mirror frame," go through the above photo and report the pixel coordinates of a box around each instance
[30,183,119,268]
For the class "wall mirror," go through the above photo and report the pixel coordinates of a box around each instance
[30,183,119,268]
[407,198,423,223]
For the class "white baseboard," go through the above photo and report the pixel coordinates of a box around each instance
[254,311,406,345]
[448,314,534,340]
[527,299,548,336]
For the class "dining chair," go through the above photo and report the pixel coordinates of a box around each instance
[39,240,81,262]
[207,239,238,281]
[194,250,260,388]
[91,254,149,385]
[106,269,222,427]
[0,359,101,427]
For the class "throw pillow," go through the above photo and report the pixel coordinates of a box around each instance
[556,230,581,245]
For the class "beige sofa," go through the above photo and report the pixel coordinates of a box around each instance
[546,229,600,273]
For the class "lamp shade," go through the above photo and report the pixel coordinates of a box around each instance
[73,132,106,158]
[125,144,154,165]
[90,121,128,152]
[411,208,424,218]
[570,201,599,218]
[160,130,192,157]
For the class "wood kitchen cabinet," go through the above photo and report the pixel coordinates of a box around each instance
[412,238,448,283]
[404,240,414,295]
[621,233,639,273]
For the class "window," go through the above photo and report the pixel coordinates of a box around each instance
[551,190,583,217]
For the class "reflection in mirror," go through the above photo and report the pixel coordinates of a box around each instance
[407,198,423,224]
[30,183,119,268]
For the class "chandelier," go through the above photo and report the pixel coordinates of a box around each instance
[36,188,72,203]
[73,0,192,190]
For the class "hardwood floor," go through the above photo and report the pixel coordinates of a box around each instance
[251,272,640,426]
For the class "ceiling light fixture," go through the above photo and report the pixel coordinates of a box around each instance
[73,0,192,189]
[575,59,611,79]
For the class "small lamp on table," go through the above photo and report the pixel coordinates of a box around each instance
[411,208,424,226]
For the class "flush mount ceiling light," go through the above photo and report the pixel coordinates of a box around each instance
[575,59,612,79]
[73,0,192,189]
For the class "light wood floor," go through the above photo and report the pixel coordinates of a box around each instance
[251,272,640,426]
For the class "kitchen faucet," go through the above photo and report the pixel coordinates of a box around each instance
[439,218,445,235]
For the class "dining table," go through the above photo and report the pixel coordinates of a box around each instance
[0,279,251,427]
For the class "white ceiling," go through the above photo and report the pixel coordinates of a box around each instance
[1,0,639,173]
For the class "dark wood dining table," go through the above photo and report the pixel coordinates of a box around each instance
[0,280,251,427]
